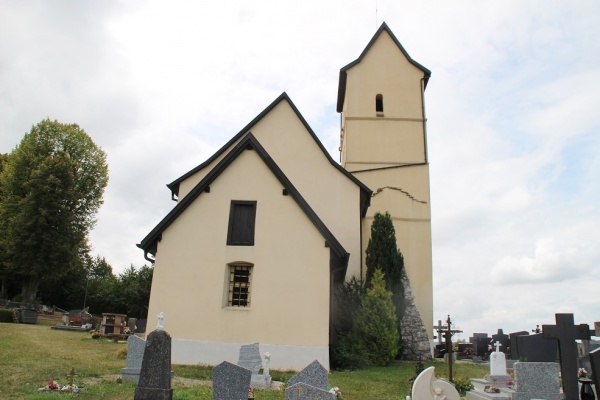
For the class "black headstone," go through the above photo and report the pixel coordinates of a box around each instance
[469,333,490,357]
[543,313,591,400]
[134,329,173,400]
[509,331,529,360]
[516,332,558,362]
[491,329,510,357]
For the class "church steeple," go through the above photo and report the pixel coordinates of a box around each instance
[338,22,431,171]
[338,22,434,357]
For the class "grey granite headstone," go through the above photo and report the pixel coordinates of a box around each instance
[285,383,335,400]
[121,335,146,382]
[213,361,251,400]
[511,362,562,400]
[287,360,328,390]
[134,330,173,400]
[237,343,271,389]
[237,343,262,374]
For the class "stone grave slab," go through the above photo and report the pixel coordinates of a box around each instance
[511,362,562,400]
[287,360,328,390]
[134,330,173,400]
[121,335,146,383]
[212,361,251,400]
[285,383,335,400]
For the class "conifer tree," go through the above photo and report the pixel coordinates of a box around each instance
[342,269,399,366]
[365,211,405,351]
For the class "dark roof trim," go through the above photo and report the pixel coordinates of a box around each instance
[337,22,432,113]
[138,133,350,266]
[166,92,371,217]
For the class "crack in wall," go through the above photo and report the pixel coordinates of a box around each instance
[371,186,428,204]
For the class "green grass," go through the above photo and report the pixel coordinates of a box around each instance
[0,323,488,399]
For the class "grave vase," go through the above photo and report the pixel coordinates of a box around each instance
[579,378,595,400]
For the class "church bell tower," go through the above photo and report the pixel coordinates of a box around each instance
[337,23,434,357]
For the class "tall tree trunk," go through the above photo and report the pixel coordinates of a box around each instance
[21,279,39,304]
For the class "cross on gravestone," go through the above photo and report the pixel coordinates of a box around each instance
[433,320,445,344]
[494,341,502,352]
[543,313,591,400]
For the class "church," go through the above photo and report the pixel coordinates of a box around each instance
[138,22,433,370]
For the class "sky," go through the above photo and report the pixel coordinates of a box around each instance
[1,0,599,341]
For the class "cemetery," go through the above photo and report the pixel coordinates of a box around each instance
[1,310,599,399]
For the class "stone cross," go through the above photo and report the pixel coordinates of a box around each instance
[494,341,501,353]
[543,313,591,400]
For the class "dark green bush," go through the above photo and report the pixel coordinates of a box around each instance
[0,308,15,323]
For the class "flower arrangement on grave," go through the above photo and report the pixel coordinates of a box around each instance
[578,368,588,379]
[69,316,83,326]
[89,329,101,339]
[328,386,343,398]
[248,387,255,399]
[505,370,515,389]
[46,380,59,391]
[463,347,474,355]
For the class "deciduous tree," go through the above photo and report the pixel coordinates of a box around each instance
[0,119,108,303]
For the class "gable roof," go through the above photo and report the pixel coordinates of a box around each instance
[336,22,432,112]
[138,133,349,272]
[166,92,371,216]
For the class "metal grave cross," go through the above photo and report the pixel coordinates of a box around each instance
[433,320,445,344]
[441,315,462,382]
[543,313,591,400]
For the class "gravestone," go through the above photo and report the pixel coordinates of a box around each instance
[237,343,271,389]
[595,322,600,337]
[491,329,510,358]
[121,335,146,382]
[285,383,335,400]
[543,313,591,400]
[515,332,558,362]
[489,342,510,384]
[589,348,600,396]
[134,329,173,400]
[511,362,562,400]
[212,361,251,400]
[508,331,529,360]
[413,366,460,400]
[287,360,328,391]
[470,333,490,358]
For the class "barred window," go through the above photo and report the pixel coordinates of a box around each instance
[228,264,252,307]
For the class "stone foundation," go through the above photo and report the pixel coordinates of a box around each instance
[400,269,433,361]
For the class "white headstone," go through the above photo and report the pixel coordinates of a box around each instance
[490,342,508,376]
[412,366,460,400]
